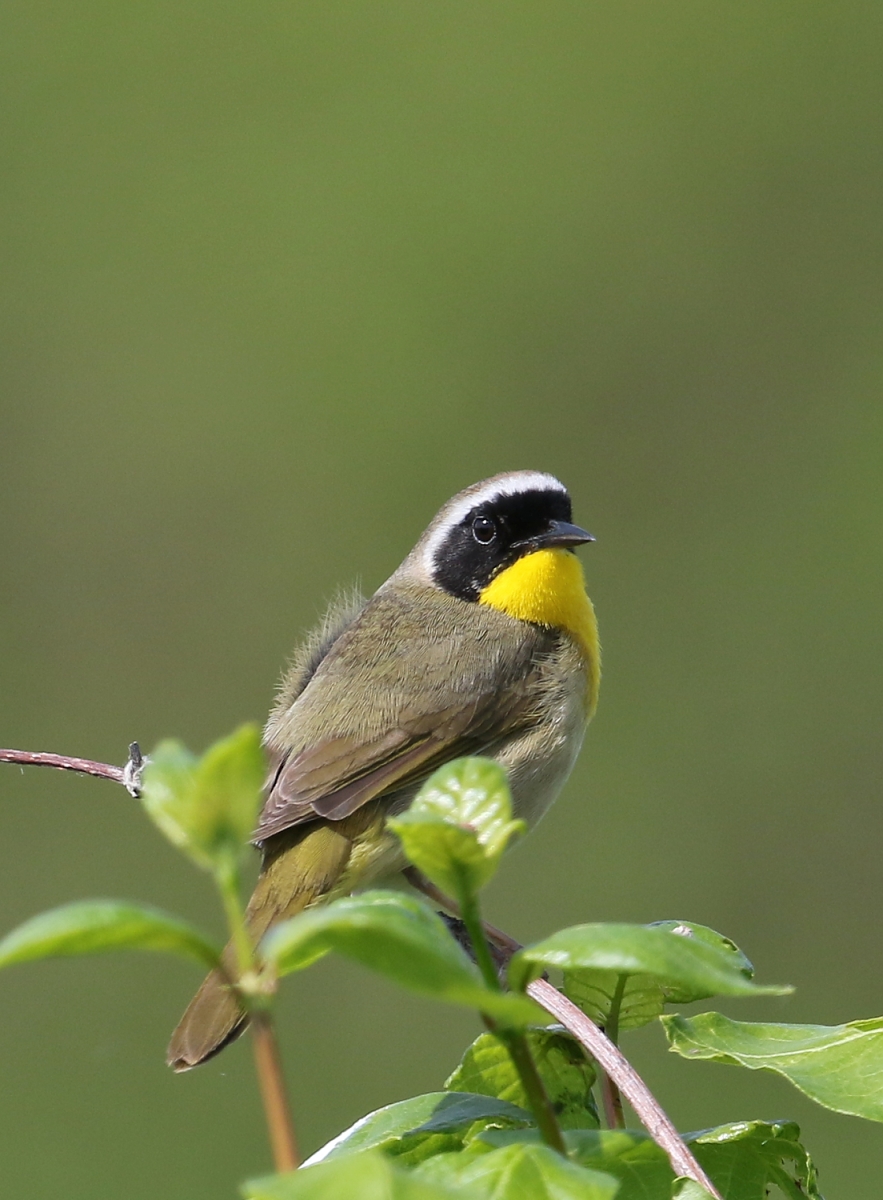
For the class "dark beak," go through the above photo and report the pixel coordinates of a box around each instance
[514,520,596,552]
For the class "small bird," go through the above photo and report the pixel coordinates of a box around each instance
[168,471,599,1069]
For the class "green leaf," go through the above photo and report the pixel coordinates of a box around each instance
[563,921,757,1033]
[414,1142,619,1200]
[480,1128,672,1199]
[262,891,541,1026]
[672,1181,715,1200]
[510,922,789,1001]
[141,724,265,873]
[303,1092,532,1168]
[388,758,525,900]
[244,1150,464,1199]
[690,1121,821,1200]
[192,723,266,851]
[664,1009,883,1122]
[140,739,198,855]
[445,1029,599,1131]
[480,1121,821,1200]
[0,900,220,969]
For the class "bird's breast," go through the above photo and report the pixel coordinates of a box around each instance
[478,547,599,716]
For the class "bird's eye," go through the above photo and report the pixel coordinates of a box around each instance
[471,515,497,545]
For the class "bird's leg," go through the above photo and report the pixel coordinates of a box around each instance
[402,866,523,957]
[436,912,513,978]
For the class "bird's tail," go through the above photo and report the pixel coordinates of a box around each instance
[167,819,359,1071]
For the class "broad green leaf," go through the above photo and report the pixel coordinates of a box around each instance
[388,758,525,900]
[414,1142,619,1200]
[140,739,198,855]
[244,1149,464,1199]
[689,1121,821,1200]
[262,891,541,1026]
[141,725,265,873]
[665,1010,883,1122]
[303,1092,532,1168]
[510,922,788,1001]
[672,1181,715,1200]
[0,900,220,969]
[191,723,266,851]
[445,1029,599,1131]
[480,1121,821,1200]
[480,1128,672,1199]
[563,921,756,1033]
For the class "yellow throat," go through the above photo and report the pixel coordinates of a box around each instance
[479,547,600,715]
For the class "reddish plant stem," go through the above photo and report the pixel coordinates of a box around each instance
[405,869,720,1199]
[599,974,627,1129]
[251,1009,300,1172]
[599,1069,624,1130]
[0,744,144,796]
[528,979,721,1198]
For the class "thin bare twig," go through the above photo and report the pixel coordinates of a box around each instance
[0,744,144,797]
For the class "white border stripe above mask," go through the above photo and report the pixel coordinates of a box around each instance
[420,471,568,576]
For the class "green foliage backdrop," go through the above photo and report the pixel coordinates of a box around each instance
[1,3,882,1196]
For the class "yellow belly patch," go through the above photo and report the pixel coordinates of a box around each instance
[479,548,600,714]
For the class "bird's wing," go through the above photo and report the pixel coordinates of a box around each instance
[254,588,554,843]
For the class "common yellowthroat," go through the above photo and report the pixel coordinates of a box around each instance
[168,471,599,1069]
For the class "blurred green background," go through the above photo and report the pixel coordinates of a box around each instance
[2,2,882,1195]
